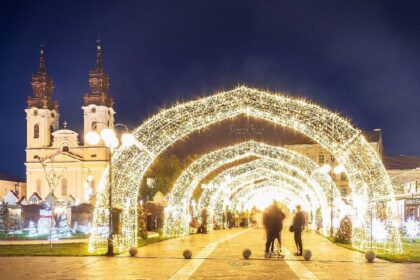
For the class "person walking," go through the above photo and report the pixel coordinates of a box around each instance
[291,205,305,256]
[270,204,285,255]
[263,200,282,257]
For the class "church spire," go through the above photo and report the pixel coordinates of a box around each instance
[95,39,103,71]
[37,45,47,74]
[27,46,58,110]
[84,40,113,107]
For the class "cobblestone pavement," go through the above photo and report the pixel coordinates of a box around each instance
[0,228,418,280]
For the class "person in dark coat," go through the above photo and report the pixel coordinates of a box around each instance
[270,206,285,254]
[292,205,305,256]
[263,201,282,257]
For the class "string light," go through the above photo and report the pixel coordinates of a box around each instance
[89,86,402,254]
[164,142,340,236]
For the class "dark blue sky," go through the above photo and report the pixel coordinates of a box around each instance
[1,1,419,179]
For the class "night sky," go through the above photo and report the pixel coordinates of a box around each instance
[1,1,419,179]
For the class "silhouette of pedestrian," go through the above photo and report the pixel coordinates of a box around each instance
[291,205,305,256]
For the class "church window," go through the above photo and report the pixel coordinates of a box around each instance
[34,124,39,139]
[51,112,55,118]
[91,121,98,131]
[33,110,38,116]
[61,178,68,196]
[36,179,42,196]
[91,107,96,113]
[62,146,69,152]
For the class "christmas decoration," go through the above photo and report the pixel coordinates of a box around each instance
[28,221,37,237]
[303,249,312,261]
[242,248,252,259]
[365,251,376,263]
[128,247,138,257]
[58,214,71,238]
[183,249,192,259]
[89,86,402,254]
[335,216,352,244]
[403,218,420,239]
[48,226,59,241]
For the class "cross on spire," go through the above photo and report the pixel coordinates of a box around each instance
[38,44,47,74]
[95,38,103,71]
[63,121,68,128]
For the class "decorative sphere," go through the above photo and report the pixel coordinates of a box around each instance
[121,133,136,147]
[242,248,252,259]
[303,249,312,261]
[128,247,138,257]
[183,249,192,259]
[365,251,375,263]
[85,131,100,145]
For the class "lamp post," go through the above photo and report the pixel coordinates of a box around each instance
[320,162,345,237]
[85,123,135,256]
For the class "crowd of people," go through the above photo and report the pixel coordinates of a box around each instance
[263,201,306,257]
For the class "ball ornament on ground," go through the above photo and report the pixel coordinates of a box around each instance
[183,249,192,259]
[365,251,376,263]
[128,247,138,257]
[242,248,252,259]
[303,249,312,261]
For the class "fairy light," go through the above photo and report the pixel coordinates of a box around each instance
[198,164,335,234]
[163,142,339,236]
[89,86,402,254]
[233,184,310,212]
[403,218,420,239]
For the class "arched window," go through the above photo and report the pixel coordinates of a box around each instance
[34,124,39,139]
[62,146,69,152]
[61,178,68,196]
[36,179,42,196]
[91,121,98,131]
[50,125,54,145]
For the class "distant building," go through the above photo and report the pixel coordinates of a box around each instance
[385,155,420,220]
[285,129,384,198]
[25,41,113,204]
[0,172,26,199]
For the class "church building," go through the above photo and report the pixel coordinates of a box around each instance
[25,41,114,204]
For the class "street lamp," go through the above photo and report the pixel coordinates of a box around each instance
[320,162,345,237]
[85,123,135,256]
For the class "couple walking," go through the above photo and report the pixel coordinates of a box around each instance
[263,201,306,257]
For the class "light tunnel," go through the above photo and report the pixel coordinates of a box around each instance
[90,86,401,254]
[198,168,325,232]
[231,183,312,214]
[196,159,347,234]
[164,141,341,237]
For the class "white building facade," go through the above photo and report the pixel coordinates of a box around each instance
[25,42,114,204]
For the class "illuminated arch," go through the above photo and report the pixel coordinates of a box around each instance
[202,167,333,232]
[90,86,401,253]
[195,160,340,234]
[163,142,337,236]
[231,183,311,213]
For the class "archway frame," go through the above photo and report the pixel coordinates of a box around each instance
[163,141,339,236]
[89,86,401,254]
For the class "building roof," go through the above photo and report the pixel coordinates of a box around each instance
[363,129,382,143]
[29,192,43,201]
[0,172,25,183]
[384,155,420,170]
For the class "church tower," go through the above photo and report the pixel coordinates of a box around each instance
[25,47,59,148]
[82,40,115,144]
